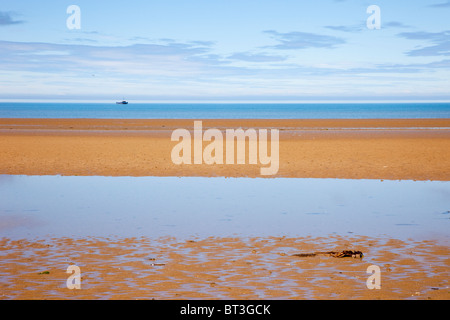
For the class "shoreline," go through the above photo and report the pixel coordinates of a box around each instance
[1,117,450,128]
[1,118,449,180]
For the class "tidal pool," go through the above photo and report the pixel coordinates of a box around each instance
[0,175,449,243]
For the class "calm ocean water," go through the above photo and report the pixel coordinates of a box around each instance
[0,102,449,119]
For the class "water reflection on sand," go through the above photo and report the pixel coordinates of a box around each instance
[0,175,449,243]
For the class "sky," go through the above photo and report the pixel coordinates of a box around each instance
[1,0,450,102]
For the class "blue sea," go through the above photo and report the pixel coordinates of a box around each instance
[0,102,449,119]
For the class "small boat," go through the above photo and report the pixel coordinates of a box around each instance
[116,100,128,104]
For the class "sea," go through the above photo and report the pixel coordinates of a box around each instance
[0,102,449,119]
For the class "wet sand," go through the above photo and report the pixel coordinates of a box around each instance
[0,235,448,300]
[0,118,449,180]
[0,118,449,300]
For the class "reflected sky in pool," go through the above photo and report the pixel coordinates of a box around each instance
[0,175,449,243]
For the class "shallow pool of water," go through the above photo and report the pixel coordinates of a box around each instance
[0,175,449,243]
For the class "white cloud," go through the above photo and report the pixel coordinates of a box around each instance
[0,37,449,100]
[263,30,346,50]
[398,30,450,56]
[0,11,24,26]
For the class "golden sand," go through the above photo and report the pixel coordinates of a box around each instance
[0,118,449,180]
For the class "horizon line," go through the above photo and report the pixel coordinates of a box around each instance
[1,99,450,104]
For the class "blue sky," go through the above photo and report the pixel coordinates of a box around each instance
[1,0,450,101]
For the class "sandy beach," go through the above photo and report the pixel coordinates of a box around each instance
[0,118,449,300]
[0,118,449,180]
